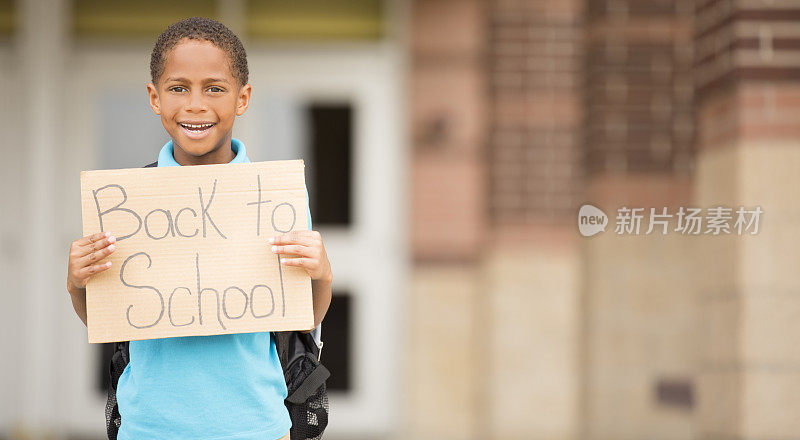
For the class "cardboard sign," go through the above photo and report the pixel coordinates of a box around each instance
[80,160,314,343]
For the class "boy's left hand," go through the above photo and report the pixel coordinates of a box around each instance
[270,230,332,283]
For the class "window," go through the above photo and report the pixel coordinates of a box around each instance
[323,291,353,391]
[306,103,353,226]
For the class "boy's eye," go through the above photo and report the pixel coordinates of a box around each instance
[208,86,224,93]
[170,86,187,93]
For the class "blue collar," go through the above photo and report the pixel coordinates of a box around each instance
[157,138,250,167]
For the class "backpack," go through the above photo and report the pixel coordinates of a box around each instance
[104,161,330,440]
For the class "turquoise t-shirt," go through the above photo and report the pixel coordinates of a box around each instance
[117,138,310,440]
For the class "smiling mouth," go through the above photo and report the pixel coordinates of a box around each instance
[179,122,216,139]
[180,122,215,131]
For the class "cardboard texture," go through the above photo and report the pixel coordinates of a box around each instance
[80,160,314,343]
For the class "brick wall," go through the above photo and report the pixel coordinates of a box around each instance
[488,0,585,225]
[410,0,486,261]
[586,0,695,176]
[696,0,800,148]
[581,3,699,439]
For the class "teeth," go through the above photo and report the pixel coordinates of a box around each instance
[182,123,213,129]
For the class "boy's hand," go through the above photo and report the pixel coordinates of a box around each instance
[67,231,117,294]
[270,230,332,283]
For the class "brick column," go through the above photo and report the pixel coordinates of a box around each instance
[484,0,584,438]
[695,1,800,438]
[582,1,698,439]
[407,0,584,438]
[406,1,487,438]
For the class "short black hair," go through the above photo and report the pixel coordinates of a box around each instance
[150,17,249,86]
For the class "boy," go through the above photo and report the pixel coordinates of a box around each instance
[65,17,333,440]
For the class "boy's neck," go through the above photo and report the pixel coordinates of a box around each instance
[172,139,236,166]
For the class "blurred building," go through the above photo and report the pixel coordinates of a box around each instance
[409,0,800,439]
[1,0,800,439]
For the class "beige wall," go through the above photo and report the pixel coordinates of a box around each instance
[484,238,580,440]
[404,231,581,440]
[581,182,699,440]
[695,140,800,438]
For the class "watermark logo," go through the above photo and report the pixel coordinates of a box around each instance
[578,204,608,237]
[578,204,763,236]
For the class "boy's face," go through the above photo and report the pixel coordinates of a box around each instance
[146,38,251,165]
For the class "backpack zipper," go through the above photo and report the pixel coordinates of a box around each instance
[316,340,324,362]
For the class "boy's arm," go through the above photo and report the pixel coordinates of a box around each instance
[68,285,88,327]
[300,276,331,336]
[309,275,332,330]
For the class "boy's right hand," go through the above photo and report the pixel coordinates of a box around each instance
[67,231,117,295]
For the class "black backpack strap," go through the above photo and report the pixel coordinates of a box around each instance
[286,359,330,404]
[275,330,329,400]
[274,331,320,368]
[120,341,129,363]
[106,340,130,440]
[273,331,288,367]
[278,331,330,438]
[144,161,158,167]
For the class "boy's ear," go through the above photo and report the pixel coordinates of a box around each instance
[146,82,161,115]
[236,83,252,116]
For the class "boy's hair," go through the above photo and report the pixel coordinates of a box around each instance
[150,17,249,86]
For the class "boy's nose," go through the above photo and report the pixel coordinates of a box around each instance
[185,91,207,112]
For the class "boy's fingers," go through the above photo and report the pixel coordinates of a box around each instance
[271,244,314,258]
[280,257,312,268]
[73,235,116,259]
[270,231,314,246]
[75,232,110,247]
[76,242,116,267]
[76,261,112,280]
